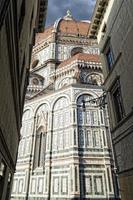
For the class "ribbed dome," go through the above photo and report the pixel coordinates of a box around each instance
[35,10,91,44]
[57,19,90,36]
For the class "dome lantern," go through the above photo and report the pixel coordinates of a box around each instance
[63,10,73,20]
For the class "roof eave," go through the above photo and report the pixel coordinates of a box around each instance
[36,0,48,33]
[89,0,109,37]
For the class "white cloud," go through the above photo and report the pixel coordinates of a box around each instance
[46,0,96,26]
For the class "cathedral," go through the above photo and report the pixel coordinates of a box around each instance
[11,11,116,200]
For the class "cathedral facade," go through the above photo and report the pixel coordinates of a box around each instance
[11,11,116,200]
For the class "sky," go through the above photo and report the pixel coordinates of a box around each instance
[45,0,96,27]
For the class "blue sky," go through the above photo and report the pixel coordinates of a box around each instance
[46,0,96,26]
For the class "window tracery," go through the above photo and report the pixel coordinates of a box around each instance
[58,77,71,89]
[34,104,49,169]
[18,109,32,158]
[77,94,102,148]
[77,94,98,126]
[36,104,48,131]
[22,109,31,121]
[34,129,47,168]
[53,97,70,152]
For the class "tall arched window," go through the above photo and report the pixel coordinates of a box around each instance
[77,94,100,148]
[34,127,47,168]
[52,97,70,152]
[34,104,48,169]
[18,109,32,158]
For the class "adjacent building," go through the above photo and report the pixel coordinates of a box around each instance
[11,11,117,200]
[0,0,48,199]
[90,0,133,199]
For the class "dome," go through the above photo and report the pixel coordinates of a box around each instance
[35,10,91,44]
[57,19,90,36]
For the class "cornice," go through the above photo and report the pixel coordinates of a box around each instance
[30,58,57,73]
[36,0,48,32]
[25,83,54,101]
[50,59,102,81]
[89,0,109,37]
[33,38,52,54]
[51,64,78,80]
[32,34,98,54]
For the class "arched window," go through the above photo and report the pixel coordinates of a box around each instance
[18,109,32,158]
[34,104,48,169]
[34,127,47,168]
[77,94,100,148]
[32,78,39,85]
[22,109,31,121]
[30,75,44,86]
[53,97,70,151]
[58,77,71,89]
[20,109,32,137]
[71,47,83,56]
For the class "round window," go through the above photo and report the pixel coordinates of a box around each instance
[32,59,39,69]
[32,78,39,85]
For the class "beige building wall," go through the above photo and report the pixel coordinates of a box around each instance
[90,0,133,199]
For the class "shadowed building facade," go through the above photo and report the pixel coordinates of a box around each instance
[11,11,117,200]
[90,0,133,199]
[0,0,48,200]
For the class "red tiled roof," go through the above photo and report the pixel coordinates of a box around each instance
[57,53,100,68]
[35,26,54,44]
[58,19,90,36]
[35,19,90,44]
